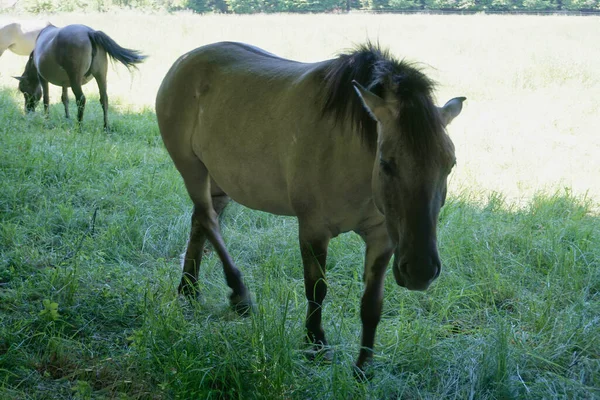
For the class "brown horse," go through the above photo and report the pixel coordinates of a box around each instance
[156,41,465,371]
[15,24,146,129]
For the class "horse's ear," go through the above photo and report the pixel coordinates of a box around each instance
[352,80,387,123]
[439,97,466,127]
[13,76,23,81]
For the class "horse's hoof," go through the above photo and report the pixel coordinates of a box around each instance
[352,363,374,382]
[303,346,334,363]
[230,293,254,316]
[178,281,200,299]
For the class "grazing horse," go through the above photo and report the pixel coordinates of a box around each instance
[0,20,49,57]
[15,24,146,129]
[156,41,465,371]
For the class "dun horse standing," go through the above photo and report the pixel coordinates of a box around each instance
[156,41,465,371]
[16,24,146,129]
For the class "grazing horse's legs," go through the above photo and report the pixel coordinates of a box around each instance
[69,78,86,124]
[92,63,109,130]
[355,224,394,370]
[298,221,331,350]
[61,87,70,119]
[39,75,50,116]
[178,159,251,313]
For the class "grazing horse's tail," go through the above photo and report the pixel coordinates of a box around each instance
[88,31,146,69]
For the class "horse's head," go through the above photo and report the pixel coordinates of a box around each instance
[14,53,41,113]
[353,78,465,291]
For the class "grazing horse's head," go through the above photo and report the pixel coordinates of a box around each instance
[353,72,464,291]
[321,44,465,291]
[15,53,42,113]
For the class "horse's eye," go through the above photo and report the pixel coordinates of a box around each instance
[380,159,395,176]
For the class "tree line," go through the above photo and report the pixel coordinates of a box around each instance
[14,0,600,16]
[188,0,598,13]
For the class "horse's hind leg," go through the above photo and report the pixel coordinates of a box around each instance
[69,78,86,124]
[92,63,109,130]
[61,87,70,119]
[179,208,208,297]
[179,191,231,293]
[178,160,251,314]
[212,191,231,217]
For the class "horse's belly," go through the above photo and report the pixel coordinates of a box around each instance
[207,158,294,216]
[195,138,294,216]
[38,62,71,86]
[37,56,93,87]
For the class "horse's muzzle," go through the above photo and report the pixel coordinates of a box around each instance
[392,257,440,291]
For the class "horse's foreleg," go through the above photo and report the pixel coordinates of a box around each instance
[355,225,394,372]
[61,87,70,119]
[39,76,50,116]
[299,221,331,353]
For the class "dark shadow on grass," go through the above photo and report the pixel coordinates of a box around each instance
[1,85,599,399]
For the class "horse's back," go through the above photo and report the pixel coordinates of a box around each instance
[37,24,94,52]
[157,42,334,215]
[158,41,379,230]
[0,20,48,56]
[157,41,325,144]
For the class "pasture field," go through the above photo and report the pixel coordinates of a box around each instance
[0,11,599,399]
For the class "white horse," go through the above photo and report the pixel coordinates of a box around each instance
[0,20,50,57]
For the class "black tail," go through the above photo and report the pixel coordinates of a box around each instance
[88,31,146,69]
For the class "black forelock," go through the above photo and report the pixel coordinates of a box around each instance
[321,42,444,154]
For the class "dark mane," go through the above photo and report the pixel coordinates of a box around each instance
[23,53,39,81]
[321,43,444,153]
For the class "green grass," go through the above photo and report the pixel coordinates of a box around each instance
[0,92,598,399]
[1,12,599,399]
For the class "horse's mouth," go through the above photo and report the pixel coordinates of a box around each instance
[392,263,406,287]
[24,98,38,113]
[392,261,433,292]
